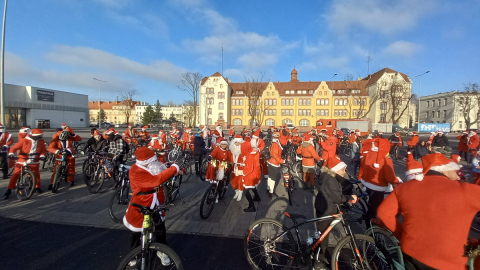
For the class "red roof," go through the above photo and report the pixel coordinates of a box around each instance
[365,67,411,86]
[210,72,222,77]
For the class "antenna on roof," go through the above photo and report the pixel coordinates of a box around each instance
[366,50,371,75]
[221,46,224,76]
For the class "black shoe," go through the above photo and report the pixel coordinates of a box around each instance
[269,192,278,198]
[2,189,11,200]
[303,183,308,190]
[253,196,261,202]
[35,188,43,194]
[243,205,256,212]
[70,181,75,187]
[47,184,53,190]
[3,174,8,179]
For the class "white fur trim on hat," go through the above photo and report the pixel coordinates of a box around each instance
[233,137,244,143]
[430,162,461,172]
[136,155,157,166]
[331,161,347,172]
[406,168,423,175]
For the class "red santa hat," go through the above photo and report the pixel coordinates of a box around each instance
[421,153,461,174]
[30,128,43,137]
[327,156,347,172]
[412,132,417,136]
[219,138,228,145]
[128,124,132,127]
[200,125,207,131]
[303,133,312,141]
[233,134,244,143]
[160,130,164,133]
[462,130,468,134]
[106,128,116,134]
[438,131,444,134]
[252,129,260,138]
[405,151,424,181]
[61,123,67,128]
[213,130,220,137]
[151,134,158,139]
[368,138,390,168]
[142,126,148,129]
[230,125,234,129]
[451,154,461,164]
[395,132,400,137]
[135,147,157,165]
[19,126,30,134]
[244,136,251,142]
[93,130,101,137]
[292,128,298,133]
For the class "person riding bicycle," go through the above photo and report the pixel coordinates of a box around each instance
[228,125,235,141]
[124,124,139,146]
[205,139,232,203]
[456,130,469,161]
[0,123,13,179]
[297,133,322,191]
[377,153,480,269]
[291,129,302,146]
[18,126,31,141]
[431,131,451,157]
[83,130,108,154]
[406,131,419,151]
[315,156,358,269]
[169,124,180,139]
[158,129,167,145]
[3,129,46,199]
[193,130,207,177]
[182,127,193,151]
[374,131,384,139]
[138,126,150,146]
[123,147,181,267]
[107,129,128,170]
[148,134,167,163]
[266,132,285,198]
[388,132,403,159]
[358,138,401,227]
[230,134,244,201]
[48,128,82,188]
[468,131,479,161]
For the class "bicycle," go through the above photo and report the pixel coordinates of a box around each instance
[116,202,184,270]
[389,141,402,160]
[108,164,132,223]
[244,204,393,270]
[180,150,194,183]
[73,141,86,153]
[280,163,295,206]
[84,154,114,194]
[199,161,231,219]
[42,151,55,172]
[8,154,41,201]
[167,144,182,162]
[342,173,369,224]
[163,164,184,205]
[0,147,14,177]
[51,151,72,193]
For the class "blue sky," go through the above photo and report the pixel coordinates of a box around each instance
[4,0,480,104]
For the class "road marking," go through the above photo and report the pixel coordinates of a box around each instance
[0,200,34,210]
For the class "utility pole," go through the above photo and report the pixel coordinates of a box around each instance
[93,78,106,128]
[0,0,8,125]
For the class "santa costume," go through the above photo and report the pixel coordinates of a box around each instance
[241,142,262,212]
[229,135,244,201]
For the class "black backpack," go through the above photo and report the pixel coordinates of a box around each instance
[262,141,272,160]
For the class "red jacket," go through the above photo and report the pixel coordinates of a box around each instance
[406,135,419,147]
[291,135,302,146]
[279,129,290,146]
[359,150,400,191]
[210,147,232,162]
[378,173,480,269]
[296,142,321,167]
[125,128,138,139]
[229,128,235,137]
[320,137,337,162]
[241,143,261,188]
[267,142,284,167]
[48,134,82,155]
[0,132,13,148]
[124,164,177,231]
[456,134,469,152]
[138,131,150,140]
[468,134,480,150]
[9,137,46,162]
[148,140,164,150]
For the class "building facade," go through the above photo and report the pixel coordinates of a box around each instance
[89,100,140,125]
[2,84,89,129]
[419,91,480,131]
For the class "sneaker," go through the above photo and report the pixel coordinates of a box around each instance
[35,188,43,194]
[243,205,256,212]
[70,181,75,187]
[47,184,53,190]
[157,251,171,266]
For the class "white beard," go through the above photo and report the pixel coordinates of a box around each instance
[216,168,225,181]
[251,138,258,149]
[229,141,241,162]
[147,161,167,175]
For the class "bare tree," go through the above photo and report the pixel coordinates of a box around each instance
[183,101,196,127]
[377,77,412,124]
[119,90,136,124]
[179,72,202,127]
[455,83,480,130]
[244,74,267,127]
[342,79,378,120]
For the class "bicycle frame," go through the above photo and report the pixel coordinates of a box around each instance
[366,224,405,270]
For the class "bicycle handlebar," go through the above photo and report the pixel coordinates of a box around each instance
[130,202,168,214]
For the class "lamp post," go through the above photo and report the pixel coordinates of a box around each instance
[0,0,7,125]
[93,78,106,128]
[415,71,430,132]
[331,73,337,79]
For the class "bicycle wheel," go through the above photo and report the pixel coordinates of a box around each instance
[287,184,294,206]
[181,162,193,183]
[292,161,302,180]
[168,149,180,162]
[52,165,63,193]
[16,170,36,201]
[46,154,55,172]
[116,242,184,270]
[108,184,132,223]
[244,218,297,270]
[331,234,393,270]
[343,199,368,223]
[199,159,208,181]
[88,167,105,194]
[218,177,230,200]
[199,184,216,219]
[168,176,182,203]
[82,161,95,185]
[75,143,86,154]
[364,227,402,267]
[129,143,137,157]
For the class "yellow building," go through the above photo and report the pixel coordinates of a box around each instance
[88,100,140,125]
[228,68,370,127]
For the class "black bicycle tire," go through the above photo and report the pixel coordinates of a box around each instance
[108,185,131,223]
[287,186,292,206]
[244,218,297,269]
[364,227,402,264]
[218,177,230,200]
[52,164,63,193]
[82,160,94,185]
[16,170,36,201]
[199,159,208,181]
[200,184,216,219]
[331,234,394,270]
[181,163,193,183]
[46,154,55,172]
[116,242,184,270]
[168,175,182,203]
[88,166,105,194]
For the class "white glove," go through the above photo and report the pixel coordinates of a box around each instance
[8,153,13,157]
[55,150,60,154]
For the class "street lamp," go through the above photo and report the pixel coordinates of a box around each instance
[93,78,106,128]
[331,73,338,79]
[415,71,430,132]
[0,0,8,126]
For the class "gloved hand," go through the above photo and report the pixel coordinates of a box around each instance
[165,162,172,168]
[55,150,60,154]
[7,153,14,157]
[207,156,212,162]
[70,132,75,137]
[39,156,46,161]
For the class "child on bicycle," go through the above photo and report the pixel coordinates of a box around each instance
[315,156,357,269]
[205,139,233,202]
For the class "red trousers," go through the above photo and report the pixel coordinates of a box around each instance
[260,159,268,177]
[50,156,76,183]
[8,163,41,189]
[231,174,244,191]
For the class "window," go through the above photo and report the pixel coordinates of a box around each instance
[343,110,347,116]
[325,99,329,105]
[266,119,275,126]
[431,100,435,107]
[286,90,290,94]
[380,102,386,110]
[316,99,321,105]
[206,88,214,94]
[316,109,321,116]
[325,109,329,116]
[432,111,435,118]
[219,113,224,120]
[324,91,327,95]
[273,99,277,105]
[233,119,242,125]
[334,110,338,116]
[207,118,212,125]
[425,112,429,118]
[437,99,441,106]
[219,102,224,110]
[443,98,447,106]
[309,90,314,94]
[236,91,243,95]
[443,110,447,117]
[208,108,212,115]
[426,101,430,108]
[281,99,285,106]
[335,99,339,105]
[218,92,225,99]
[436,111,440,118]
[297,90,301,94]
[282,119,292,124]
[459,121,463,129]
[380,114,386,122]
[267,92,269,96]
[299,119,309,126]
[353,110,357,117]
[319,91,322,96]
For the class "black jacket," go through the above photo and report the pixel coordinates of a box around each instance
[315,167,354,215]
[84,137,108,153]
[432,135,449,147]
[414,143,430,160]
[194,136,206,155]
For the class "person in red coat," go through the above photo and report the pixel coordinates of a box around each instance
[378,153,480,269]
[320,132,337,165]
[148,134,166,163]
[229,135,244,201]
[266,132,285,197]
[406,132,419,150]
[358,138,402,226]
[241,142,262,212]
[138,126,150,145]
[251,129,268,183]
[125,124,139,145]
[182,127,193,151]
[3,129,46,199]
[468,130,479,156]
[0,123,13,179]
[228,126,235,140]
[205,139,232,184]
[297,133,322,191]
[291,129,302,146]
[123,147,180,265]
[48,128,82,187]
[279,126,290,147]
[456,130,469,161]
[349,130,357,145]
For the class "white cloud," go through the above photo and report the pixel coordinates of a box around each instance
[45,45,187,83]
[325,0,438,34]
[106,12,169,39]
[237,53,278,69]
[304,41,334,55]
[383,40,421,56]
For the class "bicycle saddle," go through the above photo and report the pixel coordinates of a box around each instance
[284,212,306,220]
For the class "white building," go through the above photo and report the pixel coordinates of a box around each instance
[3,84,89,128]
[134,103,184,125]
[199,72,231,128]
